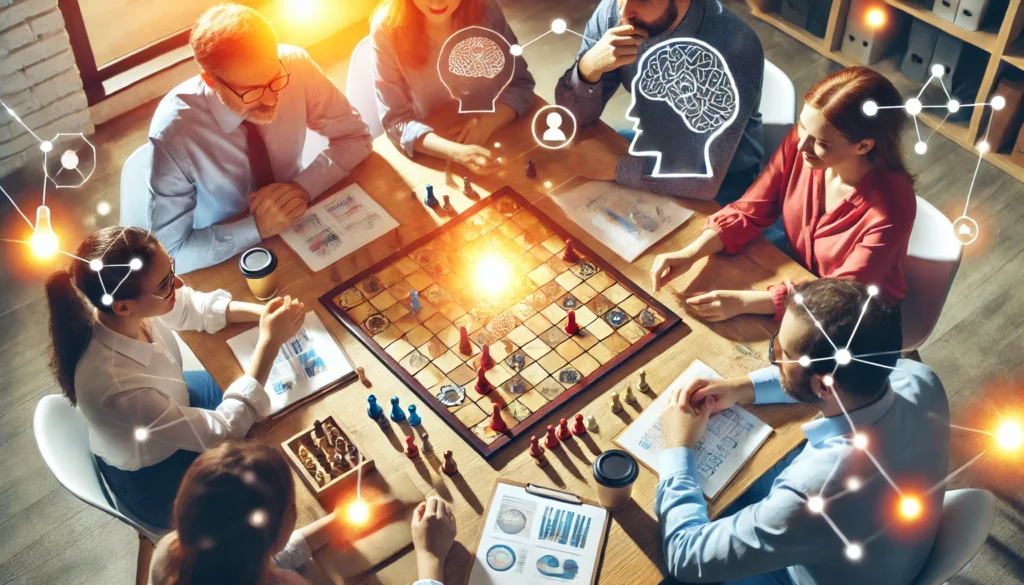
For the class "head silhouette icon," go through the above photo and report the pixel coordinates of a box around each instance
[439,26,515,113]
[626,38,739,178]
[542,112,567,142]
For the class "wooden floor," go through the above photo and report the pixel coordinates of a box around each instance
[1,1,1022,583]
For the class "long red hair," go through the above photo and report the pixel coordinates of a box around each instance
[372,0,488,69]
[805,66,915,184]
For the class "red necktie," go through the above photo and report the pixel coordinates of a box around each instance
[243,121,275,190]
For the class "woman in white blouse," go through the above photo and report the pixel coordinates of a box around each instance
[44,226,304,529]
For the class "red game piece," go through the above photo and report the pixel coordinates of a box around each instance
[544,424,560,449]
[405,435,419,458]
[474,367,494,395]
[458,325,472,355]
[489,403,508,433]
[556,417,572,440]
[564,310,580,335]
[570,413,587,436]
[480,343,494,370]
[529,436,547,467]
[562,239,579,262]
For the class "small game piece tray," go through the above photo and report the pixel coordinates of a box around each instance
[281,415,375,500]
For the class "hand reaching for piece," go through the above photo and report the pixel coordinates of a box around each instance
[249,182,309,239]
[412,496,457,582]
[650,251,696,293]
[451,143,497,175]
[571,139,618,181]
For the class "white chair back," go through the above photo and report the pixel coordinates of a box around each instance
[910,489,995,585]
[119,143,153,230]
[902,196,962,350]
[33,394,165,541]
[759,59,797,162]
[345,36,384,140]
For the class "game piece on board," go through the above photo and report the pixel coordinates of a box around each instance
[585,414,598,432]
[556,417,572,440]
[420,431,434,454]
[638,369,650,393]
[424,184,438,207]
[463,176,473,198]
[410,290,421,313]
[544,424,560,449]
[570,413,587,436]
[390,396,407,422]
[526,158,537,179]
[367,395,384,420]
[623,382,637,404]
[443,194,451,209]
[458,325,472,355]
[440,450,458,475]
[610,391,623,413]
[408,404,422,426]
[480,343,494,370]
[474,366,494,395]
[564,309,580,335]
[529,436,548,466]
[405,435,420,458]
[562,239,579,262]
[489,403,508,432]
[356,366,371,387]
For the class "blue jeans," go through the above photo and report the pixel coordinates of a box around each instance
[97,371,222,529]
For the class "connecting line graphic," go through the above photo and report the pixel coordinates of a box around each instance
[509,19,598,57]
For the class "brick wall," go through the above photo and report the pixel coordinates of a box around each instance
[0,0,94,178]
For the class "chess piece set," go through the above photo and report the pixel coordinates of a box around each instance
[365,392,459,476]
[422,176,477,214]
[282,415,375,499]
[527,413,597,468]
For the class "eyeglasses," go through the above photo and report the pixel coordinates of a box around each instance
[217,59,290,104]
[767,331,780,366]
[149,258,177,301]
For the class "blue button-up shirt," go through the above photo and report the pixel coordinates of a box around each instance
[656,359,950,585]
[146,45,373,274]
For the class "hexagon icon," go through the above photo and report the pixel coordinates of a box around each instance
[43,133,97,188]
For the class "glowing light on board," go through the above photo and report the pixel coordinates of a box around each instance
[347,499,370,525]
[996,420,1023,452]
[474,254,512,295]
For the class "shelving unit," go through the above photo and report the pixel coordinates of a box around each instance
[747,0,1024,183]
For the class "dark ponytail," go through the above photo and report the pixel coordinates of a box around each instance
[45,226,162,405]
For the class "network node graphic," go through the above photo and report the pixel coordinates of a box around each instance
[531,105,577,150]
[43,133,96,189]
[438,26,516,113]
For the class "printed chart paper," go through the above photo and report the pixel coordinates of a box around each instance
[226,312,354,415]
[554,182,695,262]
[280,184,399,272]
[616,360,773,498]
[469,483,608,585]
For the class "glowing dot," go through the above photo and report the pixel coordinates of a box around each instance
[89,259,103,271]
[347,499,370,525]
[551,19,567,34]
[798,355,811,367]
[914,141,928,155]
[995,420,1023,452]
[40,141,53,153]
[845,543,863,561]
[496,156,503,163]
[242,470,257,484]
[846,476,862,491]
[853,433,868,449]
[30,205,58,259]
[96,201,111,216]
[862,101,878,116]
[807,496,825,513]
[978,141,990,154]
[947,100,960,113]
[249,509,268,527]
[133,427,149,441]
[794,293,805,304]
[867,285,879,296]
[475,254,512,295]
[865,7,886,28]
[493,142,502,148]
[543,180,553,189]
[992,96,1006,110]
[931,63,946,78]
[101,294,113,306]
[510,44,522,57]
[898,495,923,520]
[129,258,143,271]
[60,149,79,170]
[823,374,834,387]
[905,98,922,116]
[835,349,852,365]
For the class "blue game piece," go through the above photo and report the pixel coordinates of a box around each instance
[410,290,421,313]
[367,394,383,420]
[424,184,438,207]
[408,404,422,426]
[390,396,406,422]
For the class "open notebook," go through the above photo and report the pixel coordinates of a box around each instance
[615,360,773,499]
[226,312,354,416]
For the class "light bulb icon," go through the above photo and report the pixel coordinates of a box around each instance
[30,205,59,259]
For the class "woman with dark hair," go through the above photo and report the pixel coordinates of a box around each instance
[370,0,535,173]
[650,66,917,322]
[45,226,305,529]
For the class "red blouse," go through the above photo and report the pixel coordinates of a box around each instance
[705,127,916,319]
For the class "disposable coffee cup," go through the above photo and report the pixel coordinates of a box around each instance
[593,449,639,510]
[240,247,279,301]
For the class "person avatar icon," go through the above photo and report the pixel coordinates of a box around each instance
[542,112,567,142]
[439,26,516,113]
[626,38,740,178]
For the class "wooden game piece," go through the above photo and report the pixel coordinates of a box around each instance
[408,404,422,426]
[420,431,433,454]
[405,435,419,458]
[390,396,406,422]
[458,325,472,355]
[564,310,580,335]
[562,239,579,262]
[556,417,572,440]
[324,421,341,444]
[623,382,637,404]
[570,413,587,436]
[544,424,560,449]
[440,450,458,475]
[356,366,371,387]
[334,436,347,455]
[314,469,326,486]
[367,395,384,420]
[332,452,349,473]
[489,403,508,433]
[424,184,438,207]
[480,343,494,370]
[637,369,650,393]
[529,436,547,467]
[585,414,598,432]
[474,367,494,395]
[443,194,451,209]
[526,158,537,179]
[410,290,421,313]
[610,391,623,413]
[462,176,473,198]
[315,451,331,475]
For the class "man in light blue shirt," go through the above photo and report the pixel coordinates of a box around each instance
[147,4,372,274]
[657,278,950,584]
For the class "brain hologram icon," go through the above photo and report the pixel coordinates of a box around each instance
[627,38,739,178]
[448,37,506,79]
[438,26,516,113]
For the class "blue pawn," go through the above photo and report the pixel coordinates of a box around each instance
[390,396,406,422]
[408,404,422,426]
[367,394,383,420]
[424,184,438,207]
[410,290,421,313]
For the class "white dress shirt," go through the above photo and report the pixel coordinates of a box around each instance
[75,287,271,471]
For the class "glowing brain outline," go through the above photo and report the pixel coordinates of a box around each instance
[638,41,737,134]
[448,37,506,79]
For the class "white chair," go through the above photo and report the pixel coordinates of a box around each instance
[119,143,153,230]
[902,196,962,350]
[345,36,384,140]
[759,59,797,163]
[910,489,995,585]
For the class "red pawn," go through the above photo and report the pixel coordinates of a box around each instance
[404,435,419,458]
[544,424,561,449]
[556,417,572,440]
[489,403,508,433]
[480,343,494,370]
[562,239,579,263]
[529,435,546,457]
[564,310,580,335]
[570,413,587,436]
[458,325,472,355]
[475,367,494,395]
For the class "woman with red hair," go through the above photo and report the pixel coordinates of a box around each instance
[651,66,917,322]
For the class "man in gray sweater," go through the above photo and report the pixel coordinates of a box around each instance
[556,0,764,202]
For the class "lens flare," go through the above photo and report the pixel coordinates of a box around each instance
[475,254,511,295]
[996,420,1023,452]
[898,495,923,521]
[865,7,886,28]
[30,205,59,259]
[347,499,370,525]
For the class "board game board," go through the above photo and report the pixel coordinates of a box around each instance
[320,187,682,458]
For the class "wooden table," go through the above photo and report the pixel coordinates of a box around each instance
[180,97,816,584]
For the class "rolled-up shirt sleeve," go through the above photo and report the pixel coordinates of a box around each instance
[158,287,232,333]
[749,366,800,404]
[274,530,314,571]
[371,26,435,158]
